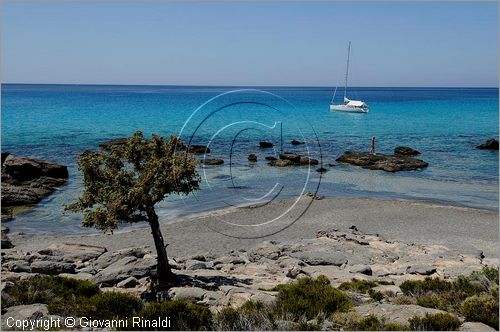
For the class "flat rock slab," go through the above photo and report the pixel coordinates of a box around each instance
[93,256,156,285]
[355,303,452,325]
[38,242,107,262]
[336,151,428,172]
[290,251,347,266]
[460,322,496,331]
[30,261,76,274]
[1,304,48,325]
[168,287,207,301]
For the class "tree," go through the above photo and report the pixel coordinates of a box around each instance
[67,131,200,288]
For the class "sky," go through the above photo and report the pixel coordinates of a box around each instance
[2,2,498,87]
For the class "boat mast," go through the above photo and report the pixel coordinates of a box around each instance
[344,41,351,101]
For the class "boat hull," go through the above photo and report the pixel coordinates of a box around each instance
[330,104,369,113]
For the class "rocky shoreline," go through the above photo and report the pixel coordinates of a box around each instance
[1,224,497,330]
[1,153,68,211]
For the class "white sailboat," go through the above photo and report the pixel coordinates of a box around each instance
[330,42,369,113]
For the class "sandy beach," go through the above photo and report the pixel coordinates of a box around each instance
[9,197,499,259]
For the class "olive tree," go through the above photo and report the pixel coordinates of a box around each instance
[67,131,200,287]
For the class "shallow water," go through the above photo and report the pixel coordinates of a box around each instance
[2,84,498,234]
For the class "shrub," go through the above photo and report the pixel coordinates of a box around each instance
[75,292,143,319]
[408,313,461,331]
[461,294,499,329]
[331,313,410,331]
[368,289,384,302]
[392,295,417,305]
[126,299,212,330]
[339,279,378,294]
[2,275,100,314]
[213,300,276,331]
[353,315,384,331]
[470,267,499,285]
[274,275,352,320]
[400,275,488,312]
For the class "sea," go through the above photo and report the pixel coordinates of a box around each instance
[1,84,498,234]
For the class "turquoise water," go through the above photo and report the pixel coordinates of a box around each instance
[2,84,498,234]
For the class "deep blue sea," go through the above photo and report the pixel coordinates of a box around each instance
[2,84,498,234]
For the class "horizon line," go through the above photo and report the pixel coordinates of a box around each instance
[2,82,499,89]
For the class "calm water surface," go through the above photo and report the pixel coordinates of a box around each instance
[2,84,498,234]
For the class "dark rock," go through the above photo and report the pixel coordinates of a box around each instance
[336,151,428,172]
[1,155,68,207]
[406,265,437,275]
[349,264,372,276]
[265,156,277,161]
[316,167,327,173]
[291,140,305,146]
[200,159,224,166]
[291,251,347,267]
[259,141,274,148]
[3,155,68,181]
[30,261,76,274]
[394,146,421,156]
[299,157,319,166]
[99,138,129,151]
[248,154,257,162]
[477,139,499,150]
[279,153,301,164]
[269,159,294,167]
[185,260,207,270]
[187,145,211,154]
[117,276,140,288]
[1,152,11,165]
[1,233,14,249]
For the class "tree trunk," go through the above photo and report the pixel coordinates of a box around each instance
[146,206,173,289]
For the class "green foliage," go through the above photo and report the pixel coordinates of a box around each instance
[213,301,276,331]
[274,275,352,320]
[331,313,410,331]
[126,299,212,331]
[461,294,499,329]
[75,292,142,319]
[66,131,200,232]
[408,313,461,331]
[2,275,99,311]
[399,268,499,318]
[368,289,384,302]
[339,279,378,294]
[470,266,499,285]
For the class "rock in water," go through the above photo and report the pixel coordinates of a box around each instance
[269,159,294,167]
[394,146,421,156]
[200,159,224,165]
[259,141,274,148]
[291,140,304,145]
[248,154,257,162]
[336,151,428,172]
[279,152,301,164]
[99,138,130,151]
[299,157,319,165]
[1,155,68,207]
[477,139,499,150]
[187,145,211,154]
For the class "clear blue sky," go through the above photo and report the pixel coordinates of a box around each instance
[2,2,498,87]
